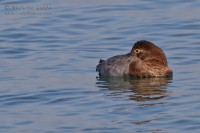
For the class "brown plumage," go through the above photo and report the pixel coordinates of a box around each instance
[96,40,173,78]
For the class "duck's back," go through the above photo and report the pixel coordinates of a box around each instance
[96,54,136,76]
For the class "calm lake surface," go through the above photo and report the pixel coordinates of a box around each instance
[0,0,200,133]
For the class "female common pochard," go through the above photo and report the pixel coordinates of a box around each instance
[96,40,173,78]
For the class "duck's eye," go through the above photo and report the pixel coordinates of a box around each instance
[134,49,140,53]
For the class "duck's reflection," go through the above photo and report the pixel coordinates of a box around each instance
[96,76,172,102]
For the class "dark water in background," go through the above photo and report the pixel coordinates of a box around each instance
[0,0,200,132]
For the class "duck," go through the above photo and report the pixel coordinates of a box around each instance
[96,40,173,78]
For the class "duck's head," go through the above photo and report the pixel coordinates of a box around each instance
[130,40,168,66]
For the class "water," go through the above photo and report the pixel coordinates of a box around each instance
[0,0,200,132]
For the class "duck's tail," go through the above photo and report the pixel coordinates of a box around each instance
[96,59,104,72]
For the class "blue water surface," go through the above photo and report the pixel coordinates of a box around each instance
[0,0,200,133]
